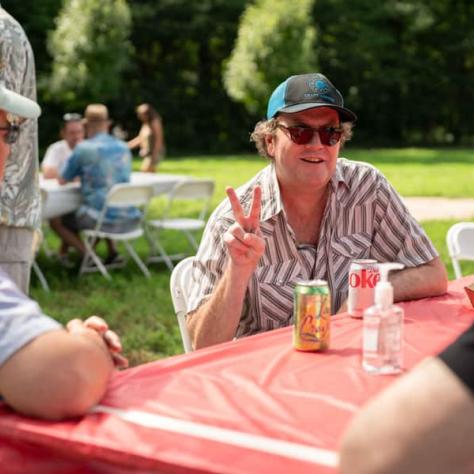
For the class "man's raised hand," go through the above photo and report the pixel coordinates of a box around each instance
[224,186,265,269]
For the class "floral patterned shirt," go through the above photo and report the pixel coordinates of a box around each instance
[0,5,40,229]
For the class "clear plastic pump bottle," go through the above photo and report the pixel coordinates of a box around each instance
[362,263,404,374]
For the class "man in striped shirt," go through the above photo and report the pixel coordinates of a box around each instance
[187,73,447,349]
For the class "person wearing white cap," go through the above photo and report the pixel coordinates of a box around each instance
[0,4,40,294]
[0,87,128,420]
[186,72,447,349]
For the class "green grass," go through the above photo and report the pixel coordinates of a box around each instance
[31,149,474,366]
[344,148,474,197]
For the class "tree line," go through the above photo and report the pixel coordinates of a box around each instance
[3,0,473,154]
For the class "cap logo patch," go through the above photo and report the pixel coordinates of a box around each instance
[304,78,335,103]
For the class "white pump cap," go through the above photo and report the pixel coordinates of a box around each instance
[374,263,405,309]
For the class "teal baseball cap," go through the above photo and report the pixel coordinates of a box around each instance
[267,73,356,122]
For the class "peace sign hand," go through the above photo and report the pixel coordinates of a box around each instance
[224,186,265,271]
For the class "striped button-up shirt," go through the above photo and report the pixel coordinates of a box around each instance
[187,159,438,338]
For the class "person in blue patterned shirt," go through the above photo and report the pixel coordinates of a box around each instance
[56,104,140,264]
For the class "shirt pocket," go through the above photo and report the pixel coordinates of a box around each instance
[252,260,301,331]
[331,232,372,260]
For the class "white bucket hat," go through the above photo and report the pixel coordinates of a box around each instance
[0,84,41,119]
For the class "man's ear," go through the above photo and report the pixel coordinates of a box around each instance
[265,133,275,159]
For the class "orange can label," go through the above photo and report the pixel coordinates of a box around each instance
[293,280,331,351]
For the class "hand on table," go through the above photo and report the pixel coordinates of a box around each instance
[224,186,265,271]
[66,316,129,369]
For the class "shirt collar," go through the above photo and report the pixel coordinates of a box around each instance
[260,159,349,222]
[330,159,348,190]
[259,163,282,222]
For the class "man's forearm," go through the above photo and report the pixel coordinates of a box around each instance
[187,261,254,349]
[42,166,59,179]
[0,329,114,420]
[391,257,447,302]
[339,358,474,474]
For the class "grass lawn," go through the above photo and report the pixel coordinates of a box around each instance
[32,148,474,366]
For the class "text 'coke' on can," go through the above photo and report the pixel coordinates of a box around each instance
[293,279,331,351]
[348,259,380,318]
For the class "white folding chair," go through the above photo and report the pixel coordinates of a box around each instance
[31,191,51,291]
[146,178,215,270]
[446,222,474,278]
[79,183,154,280]
[170,256,195,353]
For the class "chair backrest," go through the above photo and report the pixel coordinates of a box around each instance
[446,222,474,278]
[106,183,155,208]
[170,256,195,353]
[165,179,215,221]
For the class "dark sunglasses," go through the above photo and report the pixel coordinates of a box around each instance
[0,123,20,144]
[277,124,343,146]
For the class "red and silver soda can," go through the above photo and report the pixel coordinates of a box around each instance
[348,259,380,318]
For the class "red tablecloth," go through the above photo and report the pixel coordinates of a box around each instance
[1,277,474,474]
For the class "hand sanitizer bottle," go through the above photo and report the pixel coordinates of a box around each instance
[362,263,404,374]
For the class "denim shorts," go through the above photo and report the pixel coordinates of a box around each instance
[62,212,140,233]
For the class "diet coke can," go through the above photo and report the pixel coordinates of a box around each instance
[348,259,380,318]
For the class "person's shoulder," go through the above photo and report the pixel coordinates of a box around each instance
[47,140,67,152]
[337,157,387,187]
[72,138,98,157]
[0,9,26,40]
[101,133,128,149]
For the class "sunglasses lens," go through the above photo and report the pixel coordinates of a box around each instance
[319,128,342,146]
[288,127,314,145]
[281,125,342,146]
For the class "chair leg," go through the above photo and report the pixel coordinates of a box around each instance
[145,227,175,271]
[32,260,50,292]
[452,258,462,279]
[183,230,199,251]
[144,225,160,256]
[123,240,151,278]
[80,236,111,280]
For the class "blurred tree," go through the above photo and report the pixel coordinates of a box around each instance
[224,0,317,117]
[313,0,474,145]
[47,0,132,107]
[3,0,473,151]
[120,0,250,153]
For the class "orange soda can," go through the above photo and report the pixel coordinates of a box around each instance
[293,279,331,351]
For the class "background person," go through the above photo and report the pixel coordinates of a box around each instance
[56,104,140,264]
[128,103,165,173]
[186,73,447,349]
[339,323,474,473]
[42,113,84,265]
[0,3,40,294]
[0,85,127,421]
[41,112,84,179]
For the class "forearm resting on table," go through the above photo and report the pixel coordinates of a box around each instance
[187,262,253,349]
[42,166,59,179]
[391,256,447,302]
[0,329,114,420]
[339,357,474,474]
